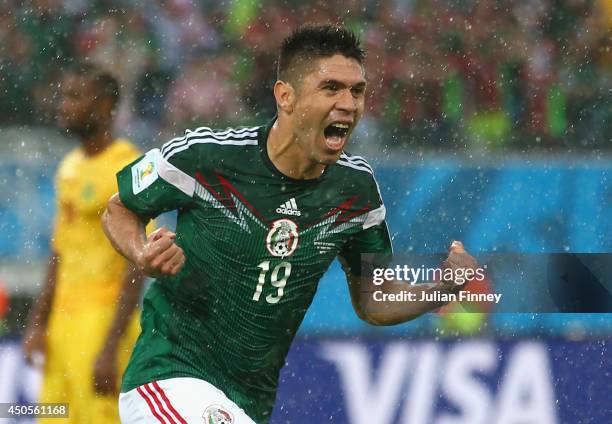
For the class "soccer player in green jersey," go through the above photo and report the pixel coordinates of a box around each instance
[103,25,477,423]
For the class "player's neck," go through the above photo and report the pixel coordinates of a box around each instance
[80,129,114,157]
[268,120,326,180]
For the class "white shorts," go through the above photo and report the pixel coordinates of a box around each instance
[118,377,256,424]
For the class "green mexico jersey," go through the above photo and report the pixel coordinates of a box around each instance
[117,118,392,422]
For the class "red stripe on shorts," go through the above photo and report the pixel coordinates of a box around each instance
[152,381,188,424]
[136,386,168,424]
[145,383,177,424]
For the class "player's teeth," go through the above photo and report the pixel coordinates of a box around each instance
[326,135,344,149]
[331,123,349,129]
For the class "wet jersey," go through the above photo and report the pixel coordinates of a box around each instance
[116,118,392,422]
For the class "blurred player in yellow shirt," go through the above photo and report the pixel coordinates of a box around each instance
[23,64,148,424]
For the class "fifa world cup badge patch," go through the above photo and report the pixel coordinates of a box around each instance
[266,218,299,257]
[132,150,159,194]
[203,405,234,424]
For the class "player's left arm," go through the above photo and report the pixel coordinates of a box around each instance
[338,169,479,325]
[344,240,478,325]
[92,263,145,395]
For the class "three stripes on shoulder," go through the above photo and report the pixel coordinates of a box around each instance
[338,153,373,174]
[161,126,259,159]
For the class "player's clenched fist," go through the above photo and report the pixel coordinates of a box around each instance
[136,227,186,277]
[440,240,479,291]
[446,240,478,270]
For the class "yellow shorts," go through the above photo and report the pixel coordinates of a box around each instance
[39,305,140,424]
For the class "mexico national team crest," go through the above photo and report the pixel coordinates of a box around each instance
[266,218,299,257]
[203,405,233,424]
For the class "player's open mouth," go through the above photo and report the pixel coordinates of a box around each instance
[323,122,350,152]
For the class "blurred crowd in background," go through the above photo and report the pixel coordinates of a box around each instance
[0,0,611,150]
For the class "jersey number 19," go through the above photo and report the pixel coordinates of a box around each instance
[252,261,292,304]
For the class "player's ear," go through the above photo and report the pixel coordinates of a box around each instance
[274,80,295,114]
[97,95,114,119]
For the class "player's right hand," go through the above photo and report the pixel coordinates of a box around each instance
[22,324,46,367]
[136,227,186,277]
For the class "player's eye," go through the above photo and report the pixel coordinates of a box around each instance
[351,87,365,97]
[324,83,339,92]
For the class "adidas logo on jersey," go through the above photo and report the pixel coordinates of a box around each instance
[276,198,301,216]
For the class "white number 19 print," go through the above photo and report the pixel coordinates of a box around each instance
[252,261,292,304]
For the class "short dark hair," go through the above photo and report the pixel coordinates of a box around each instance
[66,63,121,109]
[278,25,365,85]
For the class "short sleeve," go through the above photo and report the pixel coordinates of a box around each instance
[338,222,393,278]
[337,173,393,278]
[117,148,197,219]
